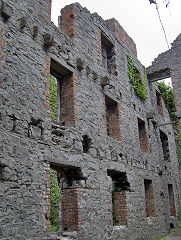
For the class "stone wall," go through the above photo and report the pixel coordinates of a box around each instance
[147,33,181,132]
[0,1,180,240]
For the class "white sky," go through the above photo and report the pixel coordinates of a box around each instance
[51,0,181,68]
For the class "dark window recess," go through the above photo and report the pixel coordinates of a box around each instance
[144,179,155,217]
[101,33,114,72]
[170,223,175,229]
[105,95,121,141]
[160,130,170,161]
[50,59,74,127]
[156,90,164,115]
[0,163,7,180]
[82,135,92,153]
[137,118,149,152]
[136,69,142,83]
[107,170,130,226]
[0,167,2,180]
[152,120,157,130]
[168,184,176,216]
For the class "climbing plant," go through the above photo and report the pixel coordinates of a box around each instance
[50,169,62,232]
[49,75,58,121]
[127,54,148,100]
[158,81,181,168]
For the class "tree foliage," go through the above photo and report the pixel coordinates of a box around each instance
[158,81,181,168]
[50,169,62,232]
[49,75,58,121]
[158,81,176,120]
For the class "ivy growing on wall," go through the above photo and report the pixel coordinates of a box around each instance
[158,81,181,168]
[127,54,148,100]
[49,75,58,121]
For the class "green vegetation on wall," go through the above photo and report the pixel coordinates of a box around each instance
[49,75,58,121]
[127,54,148,100]
[158,81,181,168]
[50,169,62,232]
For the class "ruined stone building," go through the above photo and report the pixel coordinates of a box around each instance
[0,1,180,240]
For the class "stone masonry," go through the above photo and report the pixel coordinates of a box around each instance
[0,1,180,240]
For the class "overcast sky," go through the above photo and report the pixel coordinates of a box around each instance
[51,0,181,68]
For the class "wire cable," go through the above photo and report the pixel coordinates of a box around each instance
[155,1,170,49]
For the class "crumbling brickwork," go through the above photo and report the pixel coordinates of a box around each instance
[0,1,180,240]
[113,191,128,226]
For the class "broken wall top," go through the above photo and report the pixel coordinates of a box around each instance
[59,2,137,58]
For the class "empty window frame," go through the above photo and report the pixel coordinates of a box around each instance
[105,95,121,141]
[49,165,84,233]
[160,130,170,161]
[168,184,176,216]
[107,170,130,226]
[137,117,149,152]
[50,59,75,127]
[156,90,164,115]
[101,33,114,71]
[144,179,155,217]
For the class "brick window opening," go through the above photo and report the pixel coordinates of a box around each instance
[137,118,149,152]
[107,170,130,226]
[168,184,176,216]
[105,95,121,141]
[101,33,114,71]
[49,165,85,234]
[160,130,170,161]
[144,179,155,217]
[50,59,75,127]
[156,90,164,115]
[82,135,92,153]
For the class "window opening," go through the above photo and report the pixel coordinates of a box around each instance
[170,223,175,229]
[144,179,155,217]
[101,33,114,71]
[49,165,85,234]
[50,59,74,127]
[105,95,121,141]
[82,135,92,153]
[156,90,164,115]
[168,184,176,216]
[107,170,130,226]
[160,130,170,161]
[137,118,149,152]
[49,75,58,121]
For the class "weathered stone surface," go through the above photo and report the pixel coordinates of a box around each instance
[43,33,54,47]
[0,1,180,240]
[1,1,13,20]
[76,58,85,70]
[20,16,27,29]
[32,26,38,38]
